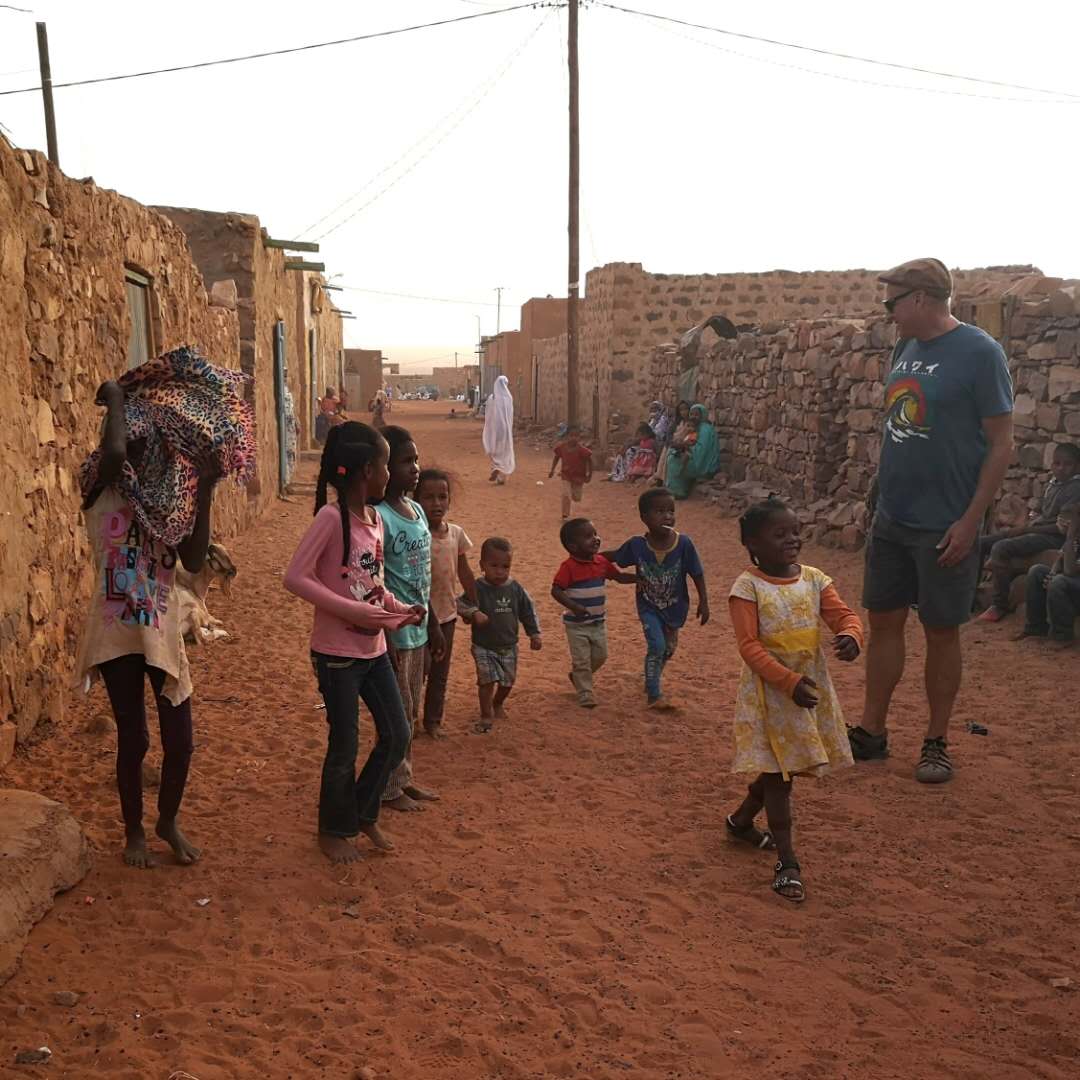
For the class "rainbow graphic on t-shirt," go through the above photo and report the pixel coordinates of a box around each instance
[885,377,931,444]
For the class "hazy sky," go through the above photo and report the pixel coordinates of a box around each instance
[3,0,1078,373]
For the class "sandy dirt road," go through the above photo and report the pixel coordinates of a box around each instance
[2,401,1077,1079]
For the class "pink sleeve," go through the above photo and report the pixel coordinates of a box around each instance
[284,511,413,630]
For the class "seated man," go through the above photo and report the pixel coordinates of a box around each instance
[1017,502,1080,648]
[979,443,1080,621]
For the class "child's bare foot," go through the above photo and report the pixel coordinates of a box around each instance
[385,793,423,812]
[423,721,446,740]
[647,696,677,712]
[404,784,440,802]
[319,834,363,864]
[359,822,395,851]
[123,828,154,869]
[155,819,201,865]
[475,718,494,734]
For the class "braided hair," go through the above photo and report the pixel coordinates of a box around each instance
[315,422,374,513]
[316,422,384,577]
[738,495,789,568]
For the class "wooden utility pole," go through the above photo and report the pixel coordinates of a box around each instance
[495,286,504,334]
[566,0,580,427]
[35,22,59,167]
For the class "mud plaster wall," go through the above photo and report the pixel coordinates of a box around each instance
[296,276,343,448]
[0,141,253,746]
[647,284,1080,549]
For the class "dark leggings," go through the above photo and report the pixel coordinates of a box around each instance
[423,618,457,727]
[99,654,194,834]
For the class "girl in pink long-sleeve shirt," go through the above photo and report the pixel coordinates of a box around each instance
[284,424,424,864]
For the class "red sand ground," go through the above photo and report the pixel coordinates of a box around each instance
[1,402,1077,1079]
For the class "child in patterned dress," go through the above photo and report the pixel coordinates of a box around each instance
[724,497,863,903]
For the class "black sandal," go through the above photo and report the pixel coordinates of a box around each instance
[725,814,776,850]
[772,859,805,903]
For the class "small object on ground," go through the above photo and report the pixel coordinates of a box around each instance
[966,721,989,736]
[1050,977,1073,990]
[15,1047,52,1065]
[83,896,95,906]
[354,1067,377,1080]
[314,702,326,711]
[342,905,362,919]
[52,991,79,1007]
[196,897,211,907]
[536,480,543,486]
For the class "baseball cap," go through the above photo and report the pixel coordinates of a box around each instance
[877,258,952,299]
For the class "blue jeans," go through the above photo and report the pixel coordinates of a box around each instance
[311,651,409,837]
[641,609,679,701]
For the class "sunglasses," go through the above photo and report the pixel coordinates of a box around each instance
[883,288,918,314]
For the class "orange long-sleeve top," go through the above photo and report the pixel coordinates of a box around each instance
[728,568,864,698]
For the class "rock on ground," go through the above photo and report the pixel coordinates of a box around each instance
[0,789,91,985]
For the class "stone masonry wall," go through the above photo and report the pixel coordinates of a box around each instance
[647,279,1080,549]
[560,261,1039,448]
[0,139,252,747]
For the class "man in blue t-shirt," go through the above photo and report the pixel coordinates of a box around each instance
[851,258,1014,785]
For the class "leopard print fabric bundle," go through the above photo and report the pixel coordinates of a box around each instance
[80,347,256,546]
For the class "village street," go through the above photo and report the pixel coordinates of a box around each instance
[1,402,1076,1079]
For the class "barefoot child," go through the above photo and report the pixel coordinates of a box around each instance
[604,487,709,710]
[285,424,424,863]
[416,468,480,737]
[725,497,862,903]
[76,352,254,868]
[549,425,593,520]
[375,427,443,811]
[551,518,635,708]
[464,538,541,732]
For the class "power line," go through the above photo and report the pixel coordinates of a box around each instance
[0,2,559,98]
[629,10,1080,105]
[300,13,548,238]
[313,12,552,241]
[595,2,1080,103]
[340,285,507,307]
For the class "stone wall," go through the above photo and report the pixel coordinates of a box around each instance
[533,261,1040,447]
[647,276,1080,548]
[0,140,252,747]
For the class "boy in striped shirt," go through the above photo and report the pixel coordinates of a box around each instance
[551,518,636,708]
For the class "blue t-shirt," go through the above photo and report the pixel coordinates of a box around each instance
[610,533,704,628]
[877,323,1013,533]
[375,498,430,649]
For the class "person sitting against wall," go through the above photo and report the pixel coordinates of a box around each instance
[665,403,720,500]
[1016,501,1080,648]
[608,423,658,483]
[608,401,668,483]
[978,442,1080,622]
[650,400,692,485]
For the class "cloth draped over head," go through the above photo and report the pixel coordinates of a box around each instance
[79,346,256,547]
[482,374,515,475]
[667,403,721,498]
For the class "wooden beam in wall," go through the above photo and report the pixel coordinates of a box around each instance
[265,238,320,252]
[284,260,326,272]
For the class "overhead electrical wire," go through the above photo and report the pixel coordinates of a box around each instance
[339,285,506,307]
[0,2,559,97]
[596,1,1080,103]
[312,11,552,241]
[300,13,549,238]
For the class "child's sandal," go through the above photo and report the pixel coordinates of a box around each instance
[725,814,776,850]
[772,859,805,903]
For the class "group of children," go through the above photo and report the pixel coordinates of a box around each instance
[80,373,869,902]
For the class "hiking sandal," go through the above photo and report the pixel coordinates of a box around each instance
[915,737,953,784]
[725,814,776,850]
[772,859,805,903]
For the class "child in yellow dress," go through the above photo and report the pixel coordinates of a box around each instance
[725,497,863,903]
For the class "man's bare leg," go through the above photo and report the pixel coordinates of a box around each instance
[860,608,908,735]
[493,684,512,719]
[923,624,962,741]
